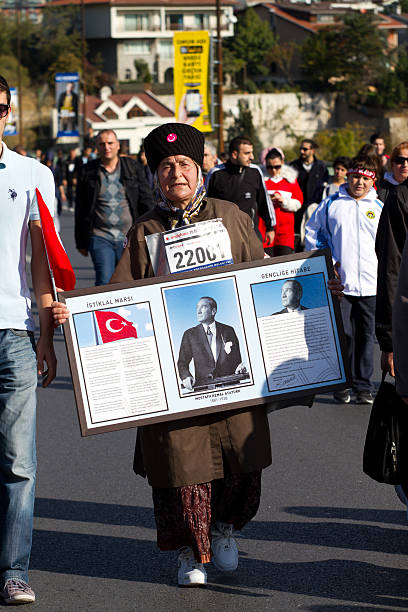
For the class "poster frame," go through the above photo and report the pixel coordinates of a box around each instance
[60,249,350,436]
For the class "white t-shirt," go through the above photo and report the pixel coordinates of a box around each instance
[0,143,55,330]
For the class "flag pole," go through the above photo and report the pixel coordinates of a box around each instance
[38,223,58,301]
[92,311,100,345]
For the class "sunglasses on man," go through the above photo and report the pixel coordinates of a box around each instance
[266,164,282,170]
[394,156,408,165]
[0,104,10,118]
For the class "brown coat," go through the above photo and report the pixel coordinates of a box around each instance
[110,198,272,487]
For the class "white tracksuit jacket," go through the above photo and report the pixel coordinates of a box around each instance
[305,183,383,297]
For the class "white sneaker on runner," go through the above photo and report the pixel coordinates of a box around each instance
[211,521,239,572]
[177,547,207,587]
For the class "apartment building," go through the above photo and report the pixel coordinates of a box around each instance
[46,0,236,83]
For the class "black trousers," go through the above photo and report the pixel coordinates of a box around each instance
[340,295,376,392]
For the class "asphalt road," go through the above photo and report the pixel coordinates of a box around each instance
[11,210,408,612]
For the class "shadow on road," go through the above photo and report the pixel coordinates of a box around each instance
[29,528,408,607]
[243,517,407,555]
[31,498,408,606]
[34,498,155,529]
[284,505,407,526]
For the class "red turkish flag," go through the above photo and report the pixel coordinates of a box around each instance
[36,188,76,291]
[94,310,138,344]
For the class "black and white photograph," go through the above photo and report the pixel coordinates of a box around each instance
[251,272,342,391]
[162,276,253,395]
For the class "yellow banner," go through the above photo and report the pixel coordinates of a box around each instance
[173,30,212,133]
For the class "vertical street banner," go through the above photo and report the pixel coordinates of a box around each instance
[55,73,79,138]
[173,30,212,133]
[4,87,18,136]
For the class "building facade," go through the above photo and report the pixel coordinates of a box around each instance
[47,0,236,84]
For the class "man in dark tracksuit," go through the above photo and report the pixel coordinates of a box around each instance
[290,138,328,246]
[205,136,275,244]
[75,129,154,285]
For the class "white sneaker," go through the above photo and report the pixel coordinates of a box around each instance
[1,578,35,604]
[177,547,207,587]
[211,521,239,572]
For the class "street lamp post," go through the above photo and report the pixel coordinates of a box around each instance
[15,2,23,146]
[215,0,224,154]
[80,0,87,148]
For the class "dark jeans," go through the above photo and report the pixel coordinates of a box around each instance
[88,235,124,286]
[340,295,376,392]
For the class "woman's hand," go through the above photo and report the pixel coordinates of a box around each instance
[271,192,283,205]
[51,301,70,327]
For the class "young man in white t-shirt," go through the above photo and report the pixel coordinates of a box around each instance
[0,75,57,605]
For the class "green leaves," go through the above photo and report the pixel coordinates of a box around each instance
[300,13,388,103]
[223,8,276,83]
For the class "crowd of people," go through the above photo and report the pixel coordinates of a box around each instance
[3,59,408,603]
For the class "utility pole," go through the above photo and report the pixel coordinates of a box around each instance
[15,1,23,146]
[215,0,224,154]
[80,0,87,147]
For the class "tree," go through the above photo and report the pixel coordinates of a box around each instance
[313,123,367,161]
[224,8,276,84]
[300,29,342,91]
[371,71,407,109]
[134,59,152,83]
[222,46,245,88]
[21,6,82,84]
[226,100,262,158]
[301,13,387,103]
[268,41,298,86]
[48,52,82,83]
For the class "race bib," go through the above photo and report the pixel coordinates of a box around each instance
[145,219,233,276]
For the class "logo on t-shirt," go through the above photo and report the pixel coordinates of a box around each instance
[366,210,375,219]
[8,188,17,201]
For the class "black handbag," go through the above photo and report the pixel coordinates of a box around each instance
[363,373,408,484]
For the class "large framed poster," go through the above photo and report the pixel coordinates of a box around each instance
[61,250,349,436]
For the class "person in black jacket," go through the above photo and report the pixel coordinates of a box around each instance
[375,141,408,376]
[75,129,154,285]
[290,139,328,248]
[205,136,275,244]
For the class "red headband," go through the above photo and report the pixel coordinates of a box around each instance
[347,167,376,180]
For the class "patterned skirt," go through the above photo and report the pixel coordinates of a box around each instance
[152,470,262,563]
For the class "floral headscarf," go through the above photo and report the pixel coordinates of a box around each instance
[154,163,207,229]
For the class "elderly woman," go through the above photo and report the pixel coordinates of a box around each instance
[113,124,272,586]
[53,123,342,587]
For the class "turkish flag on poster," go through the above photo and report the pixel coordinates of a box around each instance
[94,310,138,344]
[36,188,76,291]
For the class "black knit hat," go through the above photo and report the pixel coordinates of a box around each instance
[144,123,204,173]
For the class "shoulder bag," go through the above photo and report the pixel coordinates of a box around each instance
[363,372,408,484]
